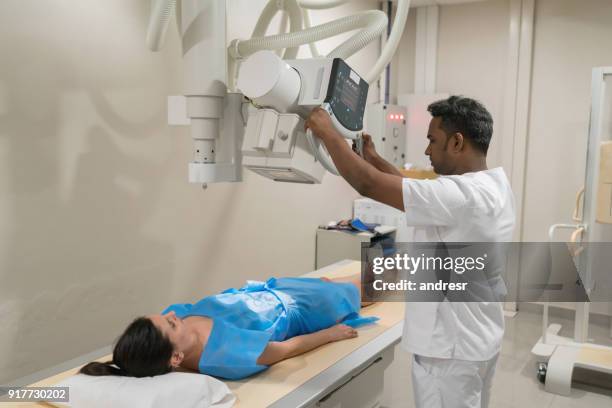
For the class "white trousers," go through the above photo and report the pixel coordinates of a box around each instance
[411,353,499,408]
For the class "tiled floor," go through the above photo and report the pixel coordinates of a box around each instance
[381,307,612,407]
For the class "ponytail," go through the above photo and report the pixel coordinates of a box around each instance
[79,361,125,376]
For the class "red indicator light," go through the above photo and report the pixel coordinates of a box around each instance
[400,114,404,120]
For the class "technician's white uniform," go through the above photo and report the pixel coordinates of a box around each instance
[401,167,515,408]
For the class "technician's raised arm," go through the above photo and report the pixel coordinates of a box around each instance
[305,108,404,211]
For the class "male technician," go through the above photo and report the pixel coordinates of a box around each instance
[305,96,516,408]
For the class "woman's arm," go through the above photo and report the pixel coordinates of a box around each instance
[256,324,358,366]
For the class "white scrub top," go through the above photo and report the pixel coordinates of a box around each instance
[400,167,516,361]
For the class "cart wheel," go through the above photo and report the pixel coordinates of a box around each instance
[537,362,547,384]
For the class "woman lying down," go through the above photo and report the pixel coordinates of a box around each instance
[80,275,377,380]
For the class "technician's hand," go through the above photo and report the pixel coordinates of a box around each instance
[353,134,379,163]
[305,107,341,142]
[323,324,358,342]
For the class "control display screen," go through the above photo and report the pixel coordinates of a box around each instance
[325,59,369,131]
[339,75,360,111]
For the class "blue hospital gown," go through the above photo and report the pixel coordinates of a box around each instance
[161,277,376,380]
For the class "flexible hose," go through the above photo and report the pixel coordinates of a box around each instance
[298,0,349,9]
[364,0,410,83]
[281,0,304,59]
[251,0,286,57]
[302,9,321,57]
[252,0,281,38]
[251,0,303,60]
[276,12,291,58]
[232,10,387,59]
[276,12,289,57]
[326,12,387,59]
[146,0,177,51]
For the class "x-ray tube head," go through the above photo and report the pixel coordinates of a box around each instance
[238,50,369,133]
[237,50,369,183]
[238,50,301,113]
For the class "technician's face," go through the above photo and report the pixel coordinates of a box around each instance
[425,117,454,175]
[149,311,190,352]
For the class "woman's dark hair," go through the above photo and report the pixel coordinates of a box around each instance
[79,317,174,378]
[427,95,494,154]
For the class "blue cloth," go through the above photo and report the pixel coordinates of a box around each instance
[162,277,378,380]
[350,218,378,233]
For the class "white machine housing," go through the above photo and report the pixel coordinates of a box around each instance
[242,107,326,183]
[147,0,414,186]
[238,51,369,183]
[162,1,245,185]
[365,103,407,168]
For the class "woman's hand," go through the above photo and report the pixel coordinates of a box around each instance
[323,324,358,342]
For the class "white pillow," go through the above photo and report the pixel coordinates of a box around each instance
[49,372,235,408]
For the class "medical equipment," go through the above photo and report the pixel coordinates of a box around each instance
[238,51,369,183]
[365,103,408,168]
[147,0,411,185]
[17,261,404,408]
[315,223,396,268]
[533,67,612,396]
[353,197,414,242]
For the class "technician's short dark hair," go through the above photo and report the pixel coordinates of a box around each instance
[427,96,493,154]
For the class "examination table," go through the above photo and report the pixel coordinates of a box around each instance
[11,260,404,408]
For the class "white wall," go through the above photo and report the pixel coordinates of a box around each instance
[436,0,511,169]
[0,0,380,383]
[392,0,510,169]
[390,8,418,99]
